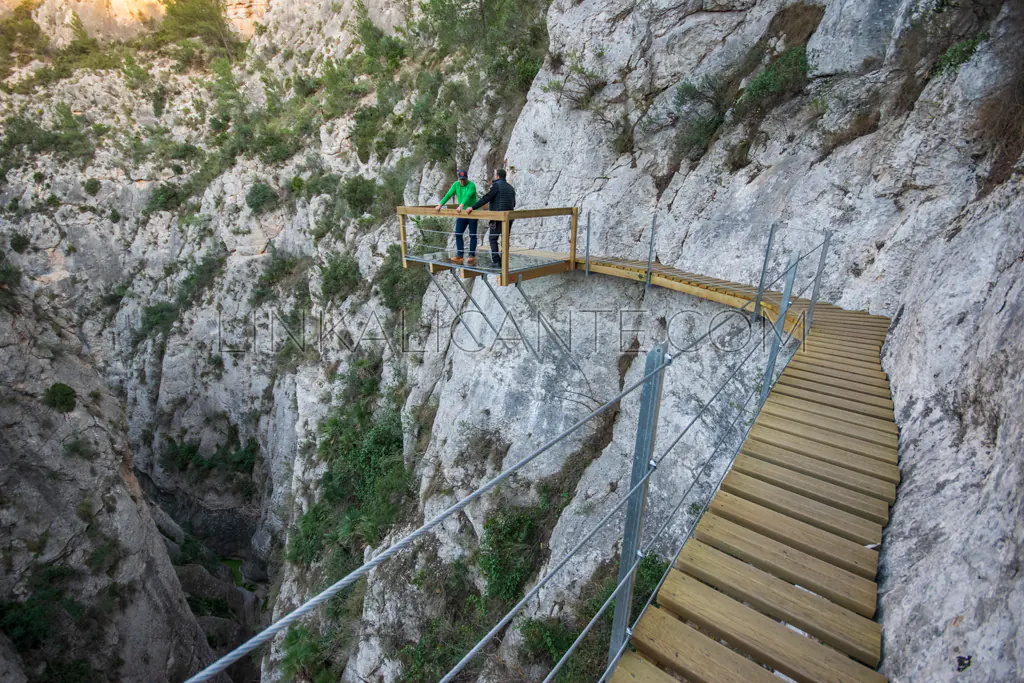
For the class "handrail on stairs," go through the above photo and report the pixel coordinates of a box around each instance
[184,221,832,683]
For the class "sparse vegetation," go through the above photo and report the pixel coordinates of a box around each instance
[0,249,21,311]
[8,232,28,252]
[320,252,361,303]
[83,178,101,196]
[374,245,431,322]
[818,109,880,161]
[519,554,669,681]
[933,32,987,76]
[733,44,811,122]
[246,182,278,214]
[138,246,227,338]
[249,245,311,308]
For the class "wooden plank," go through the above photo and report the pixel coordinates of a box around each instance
[710,491,878,579]
[660,570,885,683]
[500,219,510,286]
[630,606,780,683]
[399,206,511,220]
[722,471,882,545]
[399,214,409,268]
[649,273,754,311]
[777,374,895,411]
[797,350,886,375]
[506,207,575,219]
[798,348,880,368]
[741,440,896,503]
[808,331,882,352]
[609,651,679,683]
[509,260,571,283]
[676,540,882,666]
[788,359,891,390]
[428,261,453,274]
[749,425,901,484]
[766,393,898,436]
[811,320,890,335]
[694,513,878,617]
[567,207,578,271]
[783,366,893,398]
[733,455,889,524]
[755,412,899,463]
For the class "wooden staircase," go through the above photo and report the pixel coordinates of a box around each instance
[610,307,896,683]
[539,255,900,683]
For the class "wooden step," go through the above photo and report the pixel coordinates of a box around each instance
[658,570,886,683]
[695,513,877,617]
[766,393,897,436]
[808,331,882,352]
[676,540,883,666]
[710,491,878,579]
[787,360,891,390]
[722,471,883,545]
[794,353,888,379]
[733,455,889,524]
[772,382,895,420]
[741,440,896,503]
[802,346,884,369]
[782,367,894,400]
[609,650,679,683]
[630,605,781,683]
[778,374,895,411]
[749,425,901,484]
[755,412,899,464]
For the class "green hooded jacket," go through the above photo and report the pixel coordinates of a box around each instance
[440,180,477,208]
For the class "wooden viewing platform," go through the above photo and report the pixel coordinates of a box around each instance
[396,207,897,681]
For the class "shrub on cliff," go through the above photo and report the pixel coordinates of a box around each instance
[42,383,77,413]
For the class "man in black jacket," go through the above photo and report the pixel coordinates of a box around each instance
[462,169,516,267]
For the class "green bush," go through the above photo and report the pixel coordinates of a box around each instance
[83,178,101,196]
[138,247,227,338]
[42,383,77,413]
[0,103,95,170]
[157,0,240,60]
[0,249,20,311]
[933,32,987,76]
[479,508,541,603]
[249,246,310,308]
[320,252,360,302]
[0,1,49,81]
[152,84,169,118]
[146,182,186,213]
[8,232,28,253]
[734,44,810,121]
[340,175,377,216]
[246,182,278,214]
[374,244,430,319]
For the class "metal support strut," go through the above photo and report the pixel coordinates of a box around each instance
[429,271,484,350]
[448,271,501,340]
[481,275,542,362]
[753,223,778,320]
[608,340,668,663]
[759,253,798,406]
[804,229,832,342]
[645,216,657,289]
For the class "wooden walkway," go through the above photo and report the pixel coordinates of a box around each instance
[564,256,898,683]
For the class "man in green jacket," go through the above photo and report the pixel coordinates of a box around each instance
[436,170,478,265]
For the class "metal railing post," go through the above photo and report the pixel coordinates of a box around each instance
[804,229,831,342]
[645,216,657,288]
[753,223,778,319]
[608,340,668,662]
[585,211,591,277]
[759,253,798,406]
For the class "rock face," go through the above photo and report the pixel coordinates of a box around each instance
[0,291,221,681]
[0,0,1022,681]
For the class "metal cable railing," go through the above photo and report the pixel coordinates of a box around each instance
[187,218,828,683]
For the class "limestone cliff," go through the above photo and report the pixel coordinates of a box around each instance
[0,0,1021,681]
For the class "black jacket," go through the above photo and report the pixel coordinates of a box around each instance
[472,178,516,212]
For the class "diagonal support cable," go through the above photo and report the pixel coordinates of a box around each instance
[481,275,541,362]
[515,282,595,398]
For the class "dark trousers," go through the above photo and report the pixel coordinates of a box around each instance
[488,220,513,265]
[454,217,478,257]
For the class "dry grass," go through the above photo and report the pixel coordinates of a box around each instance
[817,109,881,161]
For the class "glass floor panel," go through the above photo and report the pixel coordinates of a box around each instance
[406,250,565,275]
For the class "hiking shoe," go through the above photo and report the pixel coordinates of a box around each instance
[466,257,477,265]
[450,256,464,264]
